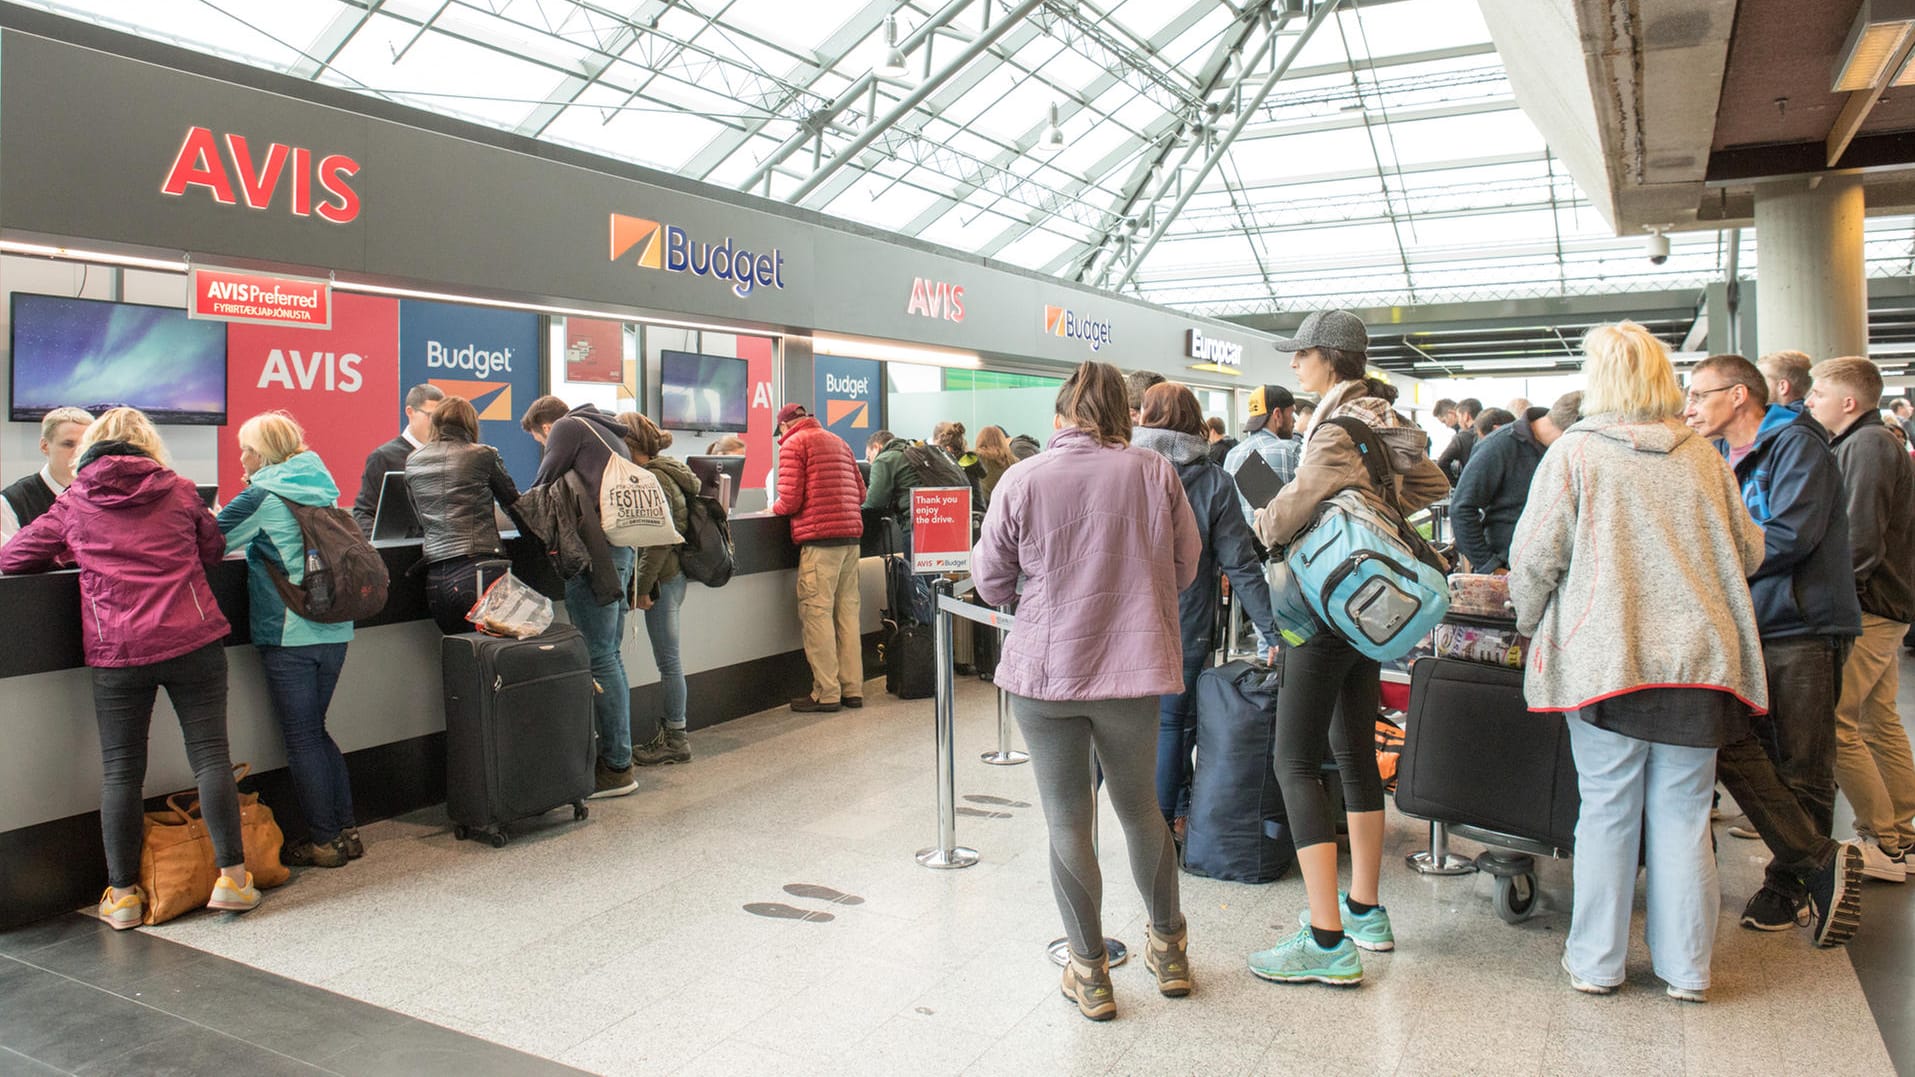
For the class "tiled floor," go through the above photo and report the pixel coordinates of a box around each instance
[3,671,1910,1076]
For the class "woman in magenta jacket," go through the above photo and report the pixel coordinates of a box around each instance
[972,361,1201,1021]
[0,408,261,928]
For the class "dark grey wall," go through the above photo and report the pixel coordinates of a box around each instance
[0,27,1284,384]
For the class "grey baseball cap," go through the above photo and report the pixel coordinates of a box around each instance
[1271,309,1368,354]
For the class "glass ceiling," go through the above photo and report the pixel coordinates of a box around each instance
[20,0,1915,315]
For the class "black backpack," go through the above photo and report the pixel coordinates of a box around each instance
[265,495,390,623]
[678,492,735,587]
[900,442,969,490]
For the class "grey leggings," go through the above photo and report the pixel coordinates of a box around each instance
[1010,693,1184,961]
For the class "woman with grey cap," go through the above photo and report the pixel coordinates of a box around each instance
[1221,383,1298,525]
[1247,309,1449,987]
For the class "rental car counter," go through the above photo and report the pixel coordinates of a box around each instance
[0,512,895,928]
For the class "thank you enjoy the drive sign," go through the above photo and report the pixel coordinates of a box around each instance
[399,299,542,484]
[911,487,972,574]
[192,266,332,329]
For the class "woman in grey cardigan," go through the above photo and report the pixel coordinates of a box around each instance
[1508,321,1766,1003]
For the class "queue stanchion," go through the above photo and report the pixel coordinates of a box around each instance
[1407,820,1475,876]
[917,578,979,870]
[980,604,1028,766]
[1046,743,1128,968]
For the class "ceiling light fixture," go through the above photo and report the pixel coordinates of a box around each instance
[877,15,910,79]
[1833,0,1915,92]
[1034,102,1065,155]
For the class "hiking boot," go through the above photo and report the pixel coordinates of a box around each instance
[790,696,842,713]
[1561,956,1615,995]
[1739,886,1808,932]
[1808,843,1864,948]
[1296,892,1395,952]
[1145,921,1192,997]
[285,837,349,868]
[1857,836,1907,883]
[98,887,142,930]
[342,828,364,860]
[1060,951,1116,1021]
[632,729,691,767]
[207,872,261,913]
[1248,927,1362,986]
[590,760,638,799]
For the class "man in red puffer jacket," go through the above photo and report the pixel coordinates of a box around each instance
[772,404,868,712]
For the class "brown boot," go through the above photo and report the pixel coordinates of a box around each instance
[1146,921,1192,997]
[1060,950,1116,1021]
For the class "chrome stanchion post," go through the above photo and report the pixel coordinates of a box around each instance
[1047,745,1129,968]
[1406,819,1475,875]
[980,605,1028,766]
[918,579,978,870]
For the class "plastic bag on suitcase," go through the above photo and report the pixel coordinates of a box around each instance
[1429,622,1528,669]
[1185,661,1295,883]
[467,569,555,638]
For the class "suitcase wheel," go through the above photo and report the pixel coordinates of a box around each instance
[487,829,509,848]
[452,824,470,842]
[573,802,589,821]
[1492,873,1538,924]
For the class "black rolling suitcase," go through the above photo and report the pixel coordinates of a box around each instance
[880,523,934,700]
[1393,657,1579,854]
[442,625,595,846]
[1184,660,1295,882]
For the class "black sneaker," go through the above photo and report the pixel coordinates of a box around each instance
[790,696,842,713]
[1808,843,1864,948]
[1739,886,1807,932]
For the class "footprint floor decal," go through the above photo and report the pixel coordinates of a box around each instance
[963,794,1030,808]
[743,902,835,922]
[783,883,865,905]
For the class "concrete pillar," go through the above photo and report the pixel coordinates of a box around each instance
[1753,173,1867,361]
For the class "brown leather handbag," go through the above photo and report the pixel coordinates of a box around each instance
[136,764,290,925]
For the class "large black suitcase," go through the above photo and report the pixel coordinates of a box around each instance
[1393,657,1578,854]
[881,550,935,700]
[1184,660,1295,883]
[442,625,595,846]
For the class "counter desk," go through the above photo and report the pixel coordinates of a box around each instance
[0,511,898,928]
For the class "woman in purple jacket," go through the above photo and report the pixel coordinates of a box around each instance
[0,408,261,928]
[973,362,1201,1021]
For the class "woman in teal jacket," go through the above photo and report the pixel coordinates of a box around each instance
[218,412,359,869]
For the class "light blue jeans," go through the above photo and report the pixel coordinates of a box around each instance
[645,573,688,731]
[1564,717,1719,992]
[565,546,636,769]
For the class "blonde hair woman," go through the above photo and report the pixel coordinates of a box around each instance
[1509,321,1774,1000]
[0,408,261,925]
[218,411,361,868]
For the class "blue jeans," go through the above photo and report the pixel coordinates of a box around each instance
[567,546,636,768]
[258,643,354,845]
[1155,648,1208,822]
[1564,717,1718,992]
[645,573,688,732]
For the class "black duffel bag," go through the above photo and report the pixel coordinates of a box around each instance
[1184,660,1295,883]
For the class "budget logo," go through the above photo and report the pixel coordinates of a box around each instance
[1044,305,1113,352]
[429,379,513,421]
[825,399,870,429]
[609,212,786,298]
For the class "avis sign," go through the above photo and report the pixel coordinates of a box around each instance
[162,127,361,224]
[910,486,973,574]
[191,267,332,329]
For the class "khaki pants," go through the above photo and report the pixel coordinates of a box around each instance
[797,543,863,704]
[1833,612,1915,853]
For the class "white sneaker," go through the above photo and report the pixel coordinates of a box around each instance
[1857,836,1908,883]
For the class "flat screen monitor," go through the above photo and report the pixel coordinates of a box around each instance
[659,351,749,433]
[9,293,228,425]
[195,484,219,510]
[370,470,424,544]
[685,454,745,509]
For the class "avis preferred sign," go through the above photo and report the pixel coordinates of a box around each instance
[910,486,973,574]
[192,267,332,329]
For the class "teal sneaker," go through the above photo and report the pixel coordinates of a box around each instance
[1248,927,1363,986]
[1295,892,1395,952]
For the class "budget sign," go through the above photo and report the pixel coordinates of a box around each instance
[910,486,972,574]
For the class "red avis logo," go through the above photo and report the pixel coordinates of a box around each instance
[161,127,361,225]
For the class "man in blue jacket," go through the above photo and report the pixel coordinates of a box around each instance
[1686,353,1863,930]
[1449,391,1582,573]
[1223,384,1298,525]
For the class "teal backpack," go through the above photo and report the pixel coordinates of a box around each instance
[1285,417,1449,660]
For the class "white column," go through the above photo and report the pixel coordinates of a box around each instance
[1753,173,1867,361]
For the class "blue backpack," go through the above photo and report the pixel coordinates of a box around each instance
[1286,417,1450,660]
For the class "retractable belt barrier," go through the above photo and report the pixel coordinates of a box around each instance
[915,578,1023,870]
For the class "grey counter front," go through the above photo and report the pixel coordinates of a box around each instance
[0,512,899,928]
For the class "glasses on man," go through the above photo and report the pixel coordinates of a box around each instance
[1685,385,1735,407]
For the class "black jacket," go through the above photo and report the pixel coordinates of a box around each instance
[352,434,414,536]
[532,405,631,499]
[513,472,620,605]
[1449,407,1547,572]
[403,438,520,565]
[1831,410,1915,623]
[1435,426,1476,482]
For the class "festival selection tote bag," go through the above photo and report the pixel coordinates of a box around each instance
[577,420,684,549]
